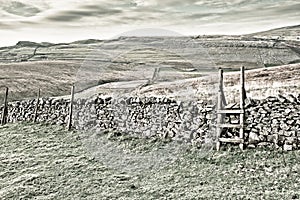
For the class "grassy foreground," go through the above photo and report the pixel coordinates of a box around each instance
[0,123,299,199]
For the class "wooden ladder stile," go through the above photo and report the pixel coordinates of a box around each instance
[216,66,246,151]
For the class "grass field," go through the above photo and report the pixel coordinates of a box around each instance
[0,123,299,199]
[0,61,79,104]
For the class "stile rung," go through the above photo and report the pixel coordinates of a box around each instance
[219,138,244,143]
[217,124,242,128]
[217,109,244,114]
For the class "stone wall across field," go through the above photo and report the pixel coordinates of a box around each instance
[73,96,216,146]
[0,94,299,150]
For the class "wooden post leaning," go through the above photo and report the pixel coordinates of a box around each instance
[239,66,245,150]
[67,85,75,131]
[216,69,224,151]
[33,89,40,123]
[1,87,8,126]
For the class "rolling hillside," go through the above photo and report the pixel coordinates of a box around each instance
[0,25,299,103]
[248,24,300,39]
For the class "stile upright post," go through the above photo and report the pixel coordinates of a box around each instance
[239,66,245,150]
[67,85,75,131]
[33,89,40,123]
[1,87,8,125]
[216,69,224,151]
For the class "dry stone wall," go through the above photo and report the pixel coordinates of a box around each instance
[0,94,299,150]
[73,96,216,146]
[244,94,300,151]
[2,98,70,125]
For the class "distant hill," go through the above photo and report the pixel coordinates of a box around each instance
[247,24,300,40]
[15,41,53,47]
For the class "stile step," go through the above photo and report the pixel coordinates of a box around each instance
[219,138,244,143]
[217,124,242,128]
[217,109,244,114]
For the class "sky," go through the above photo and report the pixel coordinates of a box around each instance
[0,0,299,47]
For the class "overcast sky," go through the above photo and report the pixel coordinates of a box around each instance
[0,0,299,47]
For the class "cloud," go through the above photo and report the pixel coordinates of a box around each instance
[45,5,123,22]
[0,21,11,28]
[2,1,41,17]
[131,0,158,7]
[169,0,300,26]
[0,0,299,47]
[276,3,300,14]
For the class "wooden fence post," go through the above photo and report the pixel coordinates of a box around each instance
[33,89,40,123]
[1,87,8,125]
[67,85,75,131]
[239,66,245,150]
[216,69,224,151]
